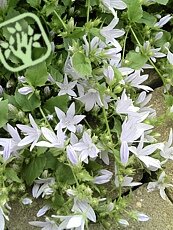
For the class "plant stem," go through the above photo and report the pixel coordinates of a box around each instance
[86,0,90,23]
[130,26,164,82]
[53,10,67,30]
[39,107,53,131]
[102,106,112,141]
[130,26,141,48]
[122,28,129,62]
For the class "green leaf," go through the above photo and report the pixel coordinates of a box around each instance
[45,152,59,170]
[138,11,157,27]
[49,66,63,82]
[55,162,75,185]
[164,94,173,106]
[7,27,16,34]
[15,22,22,31]
[44,95,69,113]
[51,192,64,209]
[0,42,9,49]
[27,0,41,8]
[15,90,41,112]
[32,42,41,48]
[5,168,22,183]
[0,100,8,128]
[4,49,11,59]
[123,0,143,22]
[125,51,148,70]
[155,0,169,4]
[72,52,92,76]
[25,62,48,87]
[23,155,46,185]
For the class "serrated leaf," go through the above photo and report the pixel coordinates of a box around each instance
[15,90,41,112]
[4,49,11,59]
[32,42,41,48]
[27,0,40,8]
[45,152,59,170]
[5,168,22,183]
[138,11,157,27]
[123,0,143,22]
[0,100,8,128]
[155,0,169,4]
[55,162,75,185]
[33,33,41,41]
[49,66,63,82]
[28,25,34,36]
[125,51,148,70]
[72,52,92,76]
[44,95,69,113]
[23,155,46,185]
[9,35,15,45]
[15,22,22,31]
[7,27,16,34]
[25,62,48,87]
[0,41,9,49]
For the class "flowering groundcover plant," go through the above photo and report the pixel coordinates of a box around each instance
[0,0,173,229]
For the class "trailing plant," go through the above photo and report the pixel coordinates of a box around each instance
[0,0,173,229]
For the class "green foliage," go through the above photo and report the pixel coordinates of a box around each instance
[49,66,63,82]
[26,0,41,8]
[25,62,48,87]
[5,168,22,183]
[1,0,173,228]
[138,11,157,27]
[125,51,148,70]
[23,155,46,185]
[55,162,76,185]
[0,100,8,128]
[72,52,92,76]
[44,95,69,113]
[15,90,41,112]
[124,0,143,22]
[164,94,173,106]
[45,152,59,170]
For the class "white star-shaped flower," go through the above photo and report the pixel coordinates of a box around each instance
[0,124,22,161]
[56,74,77,97]
[147,171,173,200]
[116,90,139,115]
[102,0,127,16]
[100,13,125,49]
[17,114,41,151]
[129,135,162,171]
[55,102,85,133]
[29,217,59,230]
[77,89,103,111]
[36,125,66,148]
[73,131,100,162]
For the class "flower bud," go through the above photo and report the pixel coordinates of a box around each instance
[17,111,25,121]
[69,7,74,15]
[0,85,3,95]
[67,17,74,32]
[44,86,51,97]
[18,86,33,95]
[114,85,122,94]
[8,104,18,114]
[6,79,15,88]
